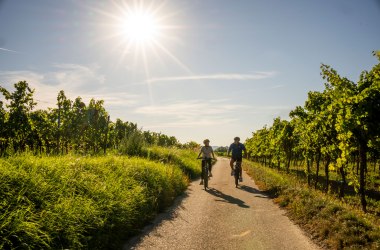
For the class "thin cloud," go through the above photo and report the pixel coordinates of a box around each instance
[147,71,277,83]
[134,100,247,128]
[45,63,106,89]
[269,84,284,89]
[244,105,292,115]
[0,70,44,86]
[135,100,246,116]
[0,64,106,90]
[143,118,239,129]
[80,92,139,106]
[0,65,122,110]
[0,47,19,53]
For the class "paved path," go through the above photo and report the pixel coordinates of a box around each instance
[124,158,320,250]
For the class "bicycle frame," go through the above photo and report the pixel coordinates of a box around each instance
[198,158,211,190]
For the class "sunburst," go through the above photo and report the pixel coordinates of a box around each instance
[84,0,193,103]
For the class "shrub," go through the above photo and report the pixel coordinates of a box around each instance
[118,130,145,156]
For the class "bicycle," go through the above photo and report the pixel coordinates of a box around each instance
[197,157,212,190]
[233,161,242,188]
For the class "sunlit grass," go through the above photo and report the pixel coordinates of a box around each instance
[0,149,198,249]
[243,160,380,249]
[145,146,200,178]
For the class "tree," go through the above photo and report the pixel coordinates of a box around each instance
[53,90,73,153]
[246,53,380,212]
[70,97,87,152]
[30,110,55,154]
[0,81,36,152]
[0,100,8,155]
[86,99,109,153]
[0,83,181,156]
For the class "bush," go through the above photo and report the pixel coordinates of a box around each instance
[118,130,145,156]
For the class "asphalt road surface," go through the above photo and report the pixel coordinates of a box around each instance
[124,158,320,250]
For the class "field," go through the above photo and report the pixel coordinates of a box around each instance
[0,147,199,249]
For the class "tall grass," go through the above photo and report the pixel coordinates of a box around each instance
[145,146,200,179]
[243,161,380,249]
[0,152,194,249]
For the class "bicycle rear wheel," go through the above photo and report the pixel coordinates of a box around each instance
[234,170,239,187]
[203,164,208,189]
[234,164,241,187]
[204,176,208,189]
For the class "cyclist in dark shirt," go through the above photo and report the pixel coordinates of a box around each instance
[228,137,247,182]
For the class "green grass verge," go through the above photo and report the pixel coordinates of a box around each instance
[144,146,200,178]
[243,161,380,249]
[0,149,199,249]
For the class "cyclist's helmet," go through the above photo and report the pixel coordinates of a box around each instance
[234,137,240,141]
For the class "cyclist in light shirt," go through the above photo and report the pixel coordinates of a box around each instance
[197,139,216,185]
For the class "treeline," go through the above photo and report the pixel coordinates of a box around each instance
[246,52,380,212]
[0,81,183,156]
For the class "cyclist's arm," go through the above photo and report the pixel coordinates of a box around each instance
[227,145,231,157]
[197,147,203,158]
[243,149,248,158]
[197,151,202,159]
[242,144,248,158]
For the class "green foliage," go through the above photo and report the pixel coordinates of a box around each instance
[146,146,201,179]
[0,81,201,248]
[180,141,201,150]
[0,81,36,152]
[246,54,380,212]
[0,82,182,155]
[0,100,7,155]
[243,161,290,195]
[215,146,228,153]
[0,152,195,249]
[119,129,146,156]
[214,146,228,156]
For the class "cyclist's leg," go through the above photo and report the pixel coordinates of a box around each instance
[200,160,205,183]
[239,161,243,177]
[230,158,236,176]
[237,159,243,181]
[230,158,236,169]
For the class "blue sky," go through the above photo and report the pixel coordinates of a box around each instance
[0,0,379,146]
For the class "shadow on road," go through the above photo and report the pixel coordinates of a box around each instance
[123,191,190,249]
[206,188,250,208]
[238,185,271,199]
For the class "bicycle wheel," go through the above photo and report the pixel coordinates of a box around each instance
[203,164,208,189]
[234,169,239,187]
[234,163,241,187]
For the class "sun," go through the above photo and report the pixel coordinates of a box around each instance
[122,9,160,45]
[90,0,192,105]
[92,0,191,74]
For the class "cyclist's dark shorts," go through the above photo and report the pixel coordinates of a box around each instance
[232,156,243,162]
[202,158,212,165]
